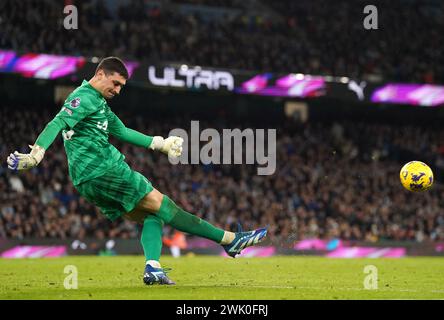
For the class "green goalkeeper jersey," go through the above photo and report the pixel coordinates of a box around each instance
[34,80,153,186]
[54,80,125,185]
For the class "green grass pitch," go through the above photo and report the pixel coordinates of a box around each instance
[1,256,444,299]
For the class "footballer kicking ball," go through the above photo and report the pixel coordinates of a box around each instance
[400,161,434,192]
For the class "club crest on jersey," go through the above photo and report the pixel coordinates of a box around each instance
[70,97,81,109]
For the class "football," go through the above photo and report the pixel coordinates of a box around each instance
[400,161,434,192]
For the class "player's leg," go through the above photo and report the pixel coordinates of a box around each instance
[131,189,268,257]
[125,208,163,266]
[125,208,174,285]
[74,162,175,285]
[132,189,231,243]
[124,188,227,284]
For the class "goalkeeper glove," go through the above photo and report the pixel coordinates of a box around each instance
[7,144,45,171]
[149,136,184,158]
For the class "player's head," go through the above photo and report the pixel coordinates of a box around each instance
[93,57,128,99]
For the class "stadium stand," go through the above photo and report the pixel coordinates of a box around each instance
[1,0,443,83]
[2,107,444,243]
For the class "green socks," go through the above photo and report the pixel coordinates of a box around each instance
[140,195,227,263]
[140,214,164,261]
[154,195,225,243]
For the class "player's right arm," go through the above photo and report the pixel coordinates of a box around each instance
[6,117,67,170]
[108,111,183,158]
[6,93,97,171]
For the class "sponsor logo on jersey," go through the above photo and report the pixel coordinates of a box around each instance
[62,107,73,116]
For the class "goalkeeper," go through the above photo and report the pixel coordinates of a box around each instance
[6,57,267,285]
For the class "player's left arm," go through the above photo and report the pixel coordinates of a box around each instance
[107,111,183,157]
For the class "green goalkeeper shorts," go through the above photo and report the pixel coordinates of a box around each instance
[75,161,154,221]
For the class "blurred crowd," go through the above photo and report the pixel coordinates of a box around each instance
[1,106,444,244]
[0,0,443,83]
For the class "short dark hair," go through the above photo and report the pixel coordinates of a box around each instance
[95,56,129,79]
